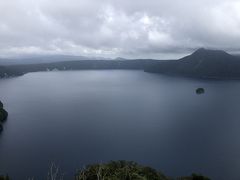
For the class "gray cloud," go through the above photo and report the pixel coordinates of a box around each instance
[0,0,240,58]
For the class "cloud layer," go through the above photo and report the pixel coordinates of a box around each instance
[0,0,240,58]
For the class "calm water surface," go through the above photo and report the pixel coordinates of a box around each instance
[0,70,240,180]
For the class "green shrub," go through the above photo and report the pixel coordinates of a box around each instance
[75,160,169,180]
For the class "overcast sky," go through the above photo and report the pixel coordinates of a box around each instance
[0,0,240,59]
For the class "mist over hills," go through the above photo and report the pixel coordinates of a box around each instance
[0,55,113,66]
[1,48,240,79]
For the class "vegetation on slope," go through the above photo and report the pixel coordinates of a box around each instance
[0,66,23,78]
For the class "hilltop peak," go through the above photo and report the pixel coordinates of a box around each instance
[191,48,231,57]
[179,48,234,62]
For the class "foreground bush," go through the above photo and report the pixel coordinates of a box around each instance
[76,161,168,180]
[75,161,210,180]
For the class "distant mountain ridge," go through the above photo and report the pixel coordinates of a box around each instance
[0,60,154,78]
[1,48,240,79]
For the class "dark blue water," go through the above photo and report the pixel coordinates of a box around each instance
[0,70,240,180]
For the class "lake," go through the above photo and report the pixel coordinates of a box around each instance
[0,70,240,180]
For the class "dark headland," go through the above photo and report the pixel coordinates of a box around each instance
[1,48,240,80]
[0,101,8,132]
[145,48,240,79]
